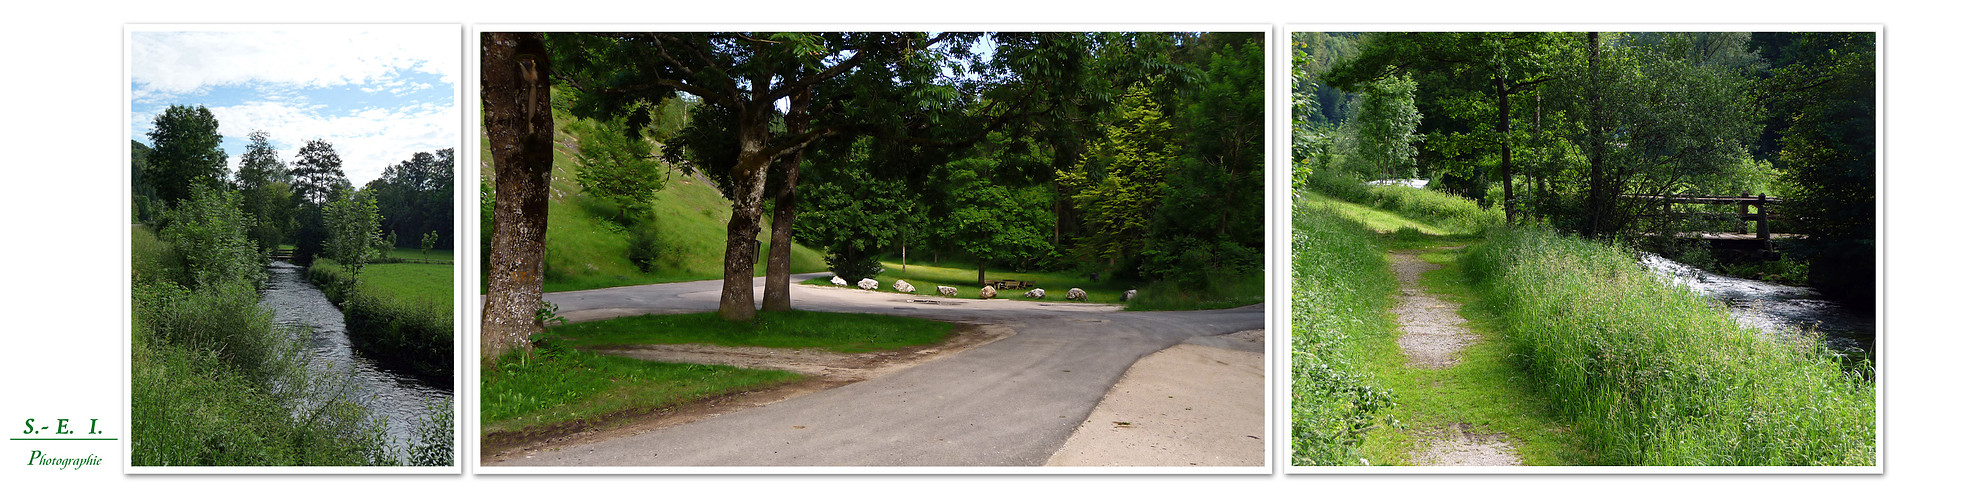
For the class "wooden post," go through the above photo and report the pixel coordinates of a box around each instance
[1756,193,1770,240]
[1736,192,1749,234]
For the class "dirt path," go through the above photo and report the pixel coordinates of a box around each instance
[1387,248,1522,466]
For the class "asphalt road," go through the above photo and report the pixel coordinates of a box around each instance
[489,273,1265,467]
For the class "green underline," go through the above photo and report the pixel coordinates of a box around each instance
[11,438,118,441]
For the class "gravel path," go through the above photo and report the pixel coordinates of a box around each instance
[1386,250,1522,466]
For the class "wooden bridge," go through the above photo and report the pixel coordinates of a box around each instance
[1627,193,1803,251]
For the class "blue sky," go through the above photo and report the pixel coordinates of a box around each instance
[129,26,458,186]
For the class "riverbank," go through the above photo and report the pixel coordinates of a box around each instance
[131,219,419,466]
[308,255,453,382]
[1462,227,1874,465]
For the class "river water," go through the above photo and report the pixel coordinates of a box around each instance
[1638,253,1876,363]
[259,261,451,459]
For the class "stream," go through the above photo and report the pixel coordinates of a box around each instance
[1638,253,1876,364]
[259,260,451,460]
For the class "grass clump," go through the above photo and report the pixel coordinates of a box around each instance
[480,339,805,435]
[553,310,954,353]
[1460,227,1874,466]
[1288,191,1399,466]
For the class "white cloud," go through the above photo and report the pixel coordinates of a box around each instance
[206,99,456,186]
[130,26,459,100]
[129,25,459,186]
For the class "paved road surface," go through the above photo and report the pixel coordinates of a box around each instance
[489,273,1264,467]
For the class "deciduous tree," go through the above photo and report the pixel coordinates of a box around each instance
[144,105,229,207]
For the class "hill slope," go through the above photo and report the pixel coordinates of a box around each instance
[481,108,827,293]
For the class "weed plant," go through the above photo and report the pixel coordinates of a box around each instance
[1289,191,1399,465]
[1460,227,1875,465]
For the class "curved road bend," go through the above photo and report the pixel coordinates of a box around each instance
[489,273,1265,466]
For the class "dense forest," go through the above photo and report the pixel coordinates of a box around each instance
[483,31,1266,355]
[1294,31,1876,307]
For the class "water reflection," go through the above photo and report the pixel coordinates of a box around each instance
[1638,253,1876,361]
[259,261,450,457]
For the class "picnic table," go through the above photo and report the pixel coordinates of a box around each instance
[983,279,1036,290]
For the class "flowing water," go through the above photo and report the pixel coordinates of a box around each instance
[1638,253,1876,363]
[259,261,451,459]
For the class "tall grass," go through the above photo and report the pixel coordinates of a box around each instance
[1289,190,1399,466]
[131,225,398,466]
[1364,185,1503,234]
[1460,227,1874,465]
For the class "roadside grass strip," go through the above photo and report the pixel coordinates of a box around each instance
[1460,227,1875,466]
[480,346,804,435]
[1288,193,1399,466]
[551,310,954,353]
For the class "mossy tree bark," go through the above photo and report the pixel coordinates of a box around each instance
[480,32,554,361]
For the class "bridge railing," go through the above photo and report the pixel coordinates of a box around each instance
[1623,193,1779,240]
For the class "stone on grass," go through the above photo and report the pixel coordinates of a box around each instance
[1024,288,1046,299]
[858,278,879,290]
[1122,289,1138,302]
[937,285,957,297]
[894,280,916,293]
[980,285,998,299]
[1066,288,1088,301]
[831,276,848,286]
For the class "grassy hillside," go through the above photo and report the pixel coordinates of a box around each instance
[480,100,828,293]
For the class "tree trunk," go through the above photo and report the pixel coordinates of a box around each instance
[717,113,774,321]
[1583,32,1605,239]
[1496,74,1516,225]
[762,151,799,312]
[762,87,811,313]
[479,32,554,362]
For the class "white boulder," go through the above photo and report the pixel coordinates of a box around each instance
[1066,288,1088,301]
[893,280,916,293]
[979,285,998,299]
[937,285,957,297]
[831,276,848,286]
[858,278,879,290]
[1024,288,1046,299]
